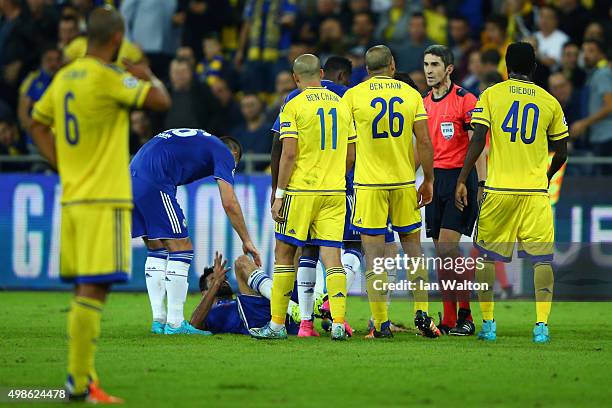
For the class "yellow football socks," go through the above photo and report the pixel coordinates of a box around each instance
[270,265,296,325]
[365,270,388,330]
[67,296,103,394]
[325,266,347,324]
[410,263,429,314]
[534,262,554,324]
[476,261,496,321]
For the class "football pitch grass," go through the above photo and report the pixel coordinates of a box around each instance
[1,292,611,408]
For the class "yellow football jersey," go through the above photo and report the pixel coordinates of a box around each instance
[471,78,568,194]
[279,87,356,195]
[63,36,144,69]
[32,56,151,205]
[342,75,427,189]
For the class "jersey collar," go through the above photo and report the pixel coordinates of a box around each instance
[430,82,455,103]
[508,74,533,84]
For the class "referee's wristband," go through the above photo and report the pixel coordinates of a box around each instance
[275,188,286,199]
[478,180,486,187]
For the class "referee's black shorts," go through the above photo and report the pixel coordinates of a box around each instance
[425,168,478,239]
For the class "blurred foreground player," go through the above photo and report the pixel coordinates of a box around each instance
[456,42,568,343]
[250,54,356,340]
[130,129,261,335]
[190,253,299,335]
[30,6,171,403]
[422,45,485,335]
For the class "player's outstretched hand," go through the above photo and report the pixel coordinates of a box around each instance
[455,182,468,211]
[122,58,153,81]
[417,180,433,208]
[212,251,231,281]
[271,198,285,223]
[243,241,262,267]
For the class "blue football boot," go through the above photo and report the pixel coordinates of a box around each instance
[249,322,288,340]
[477,320,497,341]
[151,321,165,334]
[533,322,550,344]
[164,320,212,335]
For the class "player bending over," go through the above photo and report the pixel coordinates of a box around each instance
[343,45,440,338]
[130,128,262,335]
[250,54,356,340]
[31,6,171,402]
[190,253,300,335]
[422,45,487,335]
[456,42,568,343]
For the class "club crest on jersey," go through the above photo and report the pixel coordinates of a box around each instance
[440,122,454,140]
[123,76,138,89]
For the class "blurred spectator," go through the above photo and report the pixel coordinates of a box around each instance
[478,70,503,94]
[449,15,478,83]
[288,42,316,67]
[571,39,612,173]
[236,0,297,93]
[423,0,447,45]
[503,0,536,41]
[559,42,586,89]
[392,12,433,73]
[480,49,500,76]
[341,0,372,34]
[266,70,295,124]
[548,71,584,128]
[375,0,416,43]
[176,46,196,70]
[129,110,153,155]
[409,69,428,95]
[462,49,481,95]
[57,15,80,50]
[64,0,94,32]
[24,0,59,52]
[583,21,606,43]
[164,58,221,133]
[17,46,61,147]
[348,12,377,58]
[210,78,244,135]
[121,0,182,81]
[0,103,28,172]
[232,93,271,171]
[296,0,341,45]
[179,1,233,61]
[481,15,509,77]
[558,0,591,44]
[196,35,234,86]
[533,5,568,70]
[317,18,346,64]
[0,0,31,94]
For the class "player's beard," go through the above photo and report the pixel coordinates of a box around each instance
[217,280,233,298]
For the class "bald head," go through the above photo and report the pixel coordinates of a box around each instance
[87,5,124,47]
[365,45,394,75]
[292,54,322,88]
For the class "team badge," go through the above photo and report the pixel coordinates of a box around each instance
[440,122,454,140]
[123,76,138,89]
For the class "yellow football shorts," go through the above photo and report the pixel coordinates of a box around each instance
[275,194,345,247]
[60,204,132,284]
[474,192,554,263]
[352,187,421,234]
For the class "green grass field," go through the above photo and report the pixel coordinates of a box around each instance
[1,292,611,407]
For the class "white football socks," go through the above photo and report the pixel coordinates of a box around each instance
[342,249,361,293]
[144,249,168,323]
[165,251,193,327]
[297,257,317,321]
[247,269,273,300]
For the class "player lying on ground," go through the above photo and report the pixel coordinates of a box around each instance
[250,54,356,340]
[130,128,262,335]
[343,45,441,338]
[422,45,488,336]
[30,6,172,403]
[456,42,568,343]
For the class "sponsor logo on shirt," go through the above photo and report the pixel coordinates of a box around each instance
[123,76,138,89]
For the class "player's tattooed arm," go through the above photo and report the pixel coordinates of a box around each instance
[547,138,568,184]
[31,120,57,169]
[190,252,231,330]
[456,123,487,210]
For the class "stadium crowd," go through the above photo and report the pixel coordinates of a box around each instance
[0,0,610,172]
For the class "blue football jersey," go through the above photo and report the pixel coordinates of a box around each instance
[204,299,247,334]
[270,79,349,133]
[130,128,236,191]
